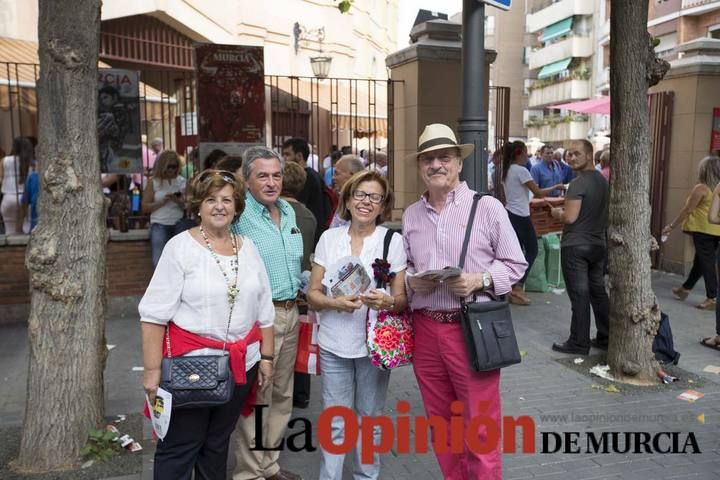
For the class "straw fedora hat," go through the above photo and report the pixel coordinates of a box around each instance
[406,123,474,161]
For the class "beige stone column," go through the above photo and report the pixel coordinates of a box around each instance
[386,20,496,214]
[651,39,720,273]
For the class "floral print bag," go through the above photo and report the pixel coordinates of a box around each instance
[366,229,414,370]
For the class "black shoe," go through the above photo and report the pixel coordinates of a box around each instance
[293,398,309,409]
[552,341,590,355]
[591,337,608,350]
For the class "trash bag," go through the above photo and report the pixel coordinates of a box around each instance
[524,238,549,293]
[653,311,680,365]
[543,233,565,289]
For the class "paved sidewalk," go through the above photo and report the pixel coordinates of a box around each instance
[1,271,719,479]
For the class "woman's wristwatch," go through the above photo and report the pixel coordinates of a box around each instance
[260,354,274,362]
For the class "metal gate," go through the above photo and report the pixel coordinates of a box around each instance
[489,85,511,151]
[0,62,395,174]
[649,91,674,268]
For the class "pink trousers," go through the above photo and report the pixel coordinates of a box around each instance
[412,310,502,480]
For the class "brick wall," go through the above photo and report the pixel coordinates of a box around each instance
[530,197,565,236]
[0,245,31,305]
[0,240,153,307]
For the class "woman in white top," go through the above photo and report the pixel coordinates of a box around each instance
[501,140,564,305]
[142,150,187,268]
[308,170,408,480]
[139,170,275,480]
[0,137,33,234]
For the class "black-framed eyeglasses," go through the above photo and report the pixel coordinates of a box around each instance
[352,190,384,204]
[167,164,179,170]
[197,169,236,184]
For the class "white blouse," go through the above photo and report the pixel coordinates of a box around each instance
[139,231,275,370]
[313,225,407,358]
[150,176,186,226]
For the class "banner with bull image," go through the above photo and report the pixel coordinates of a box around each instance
[97,69,142,174]
[195,44,266,161]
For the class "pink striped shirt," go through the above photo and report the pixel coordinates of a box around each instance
[402,182,528,311]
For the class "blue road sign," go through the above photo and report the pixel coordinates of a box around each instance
[482,0,511,11]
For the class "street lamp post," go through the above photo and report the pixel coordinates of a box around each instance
[458,0,488,192]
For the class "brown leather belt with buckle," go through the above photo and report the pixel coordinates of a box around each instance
[273,299,297,310]
[416,308,460,324]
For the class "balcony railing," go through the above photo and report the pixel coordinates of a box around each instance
[682,0,717,8]
[528,79,591,108]
[527,0,595,33]
[529,36,594,70]
[527,118,590,142]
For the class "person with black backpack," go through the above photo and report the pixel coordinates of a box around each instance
[282,138,330,244]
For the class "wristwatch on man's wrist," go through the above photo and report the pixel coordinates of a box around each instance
[480,272,493,290]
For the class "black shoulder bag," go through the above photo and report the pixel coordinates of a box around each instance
[159,235,239,409]
[458,193,522,372]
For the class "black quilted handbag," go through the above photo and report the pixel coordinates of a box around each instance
[159,233,241,409]
[458,193,522,372]
[160,353,234,409]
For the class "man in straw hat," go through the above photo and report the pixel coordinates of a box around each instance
[402,124,527,479]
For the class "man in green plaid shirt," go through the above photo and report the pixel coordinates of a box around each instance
[231,146,304,480]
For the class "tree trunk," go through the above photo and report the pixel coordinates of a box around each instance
[12,0,107,473]
[607,1,667,385]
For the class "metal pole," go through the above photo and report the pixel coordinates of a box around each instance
[458,0,488,192]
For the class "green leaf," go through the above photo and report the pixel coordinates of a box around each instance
[338,0,352,13]
[102,431,116,441]
[89,429,103,439]
[80,445,91,456]
[605,384,620,393]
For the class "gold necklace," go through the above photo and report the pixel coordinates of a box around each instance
[199,226,239,305]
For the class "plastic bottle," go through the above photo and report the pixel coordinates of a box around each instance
[131,187,141,214]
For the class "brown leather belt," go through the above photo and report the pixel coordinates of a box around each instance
[416,308,460,324]
[273,299,297,310]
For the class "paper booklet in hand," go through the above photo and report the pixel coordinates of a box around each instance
[322,256,372,297]
[413,266,462,282]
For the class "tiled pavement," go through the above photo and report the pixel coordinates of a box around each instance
[2,271,720,479]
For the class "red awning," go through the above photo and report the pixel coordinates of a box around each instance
[552,97,610,115]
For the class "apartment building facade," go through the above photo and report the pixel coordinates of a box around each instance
[483,2,530,147]
[523,0,598,147]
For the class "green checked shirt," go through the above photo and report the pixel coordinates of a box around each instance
[231,193,303,300]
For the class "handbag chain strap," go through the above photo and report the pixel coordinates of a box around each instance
[165,233,239,358]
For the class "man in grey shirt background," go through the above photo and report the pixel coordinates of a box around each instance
[547,139,610,355]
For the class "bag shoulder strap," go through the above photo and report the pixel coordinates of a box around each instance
[377,228,396,288]
[458,192,488,269]
[382,228,394,261]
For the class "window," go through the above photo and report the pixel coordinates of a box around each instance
[522,46,530,65]
[654,32,677,56]
[710,25,720,40]
[485,16,495,35]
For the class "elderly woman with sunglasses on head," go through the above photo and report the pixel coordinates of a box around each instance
[307,170,408,480]
[139,170,275,480]
[142,150,188,268]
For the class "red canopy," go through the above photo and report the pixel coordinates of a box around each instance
[552,97,610,115]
